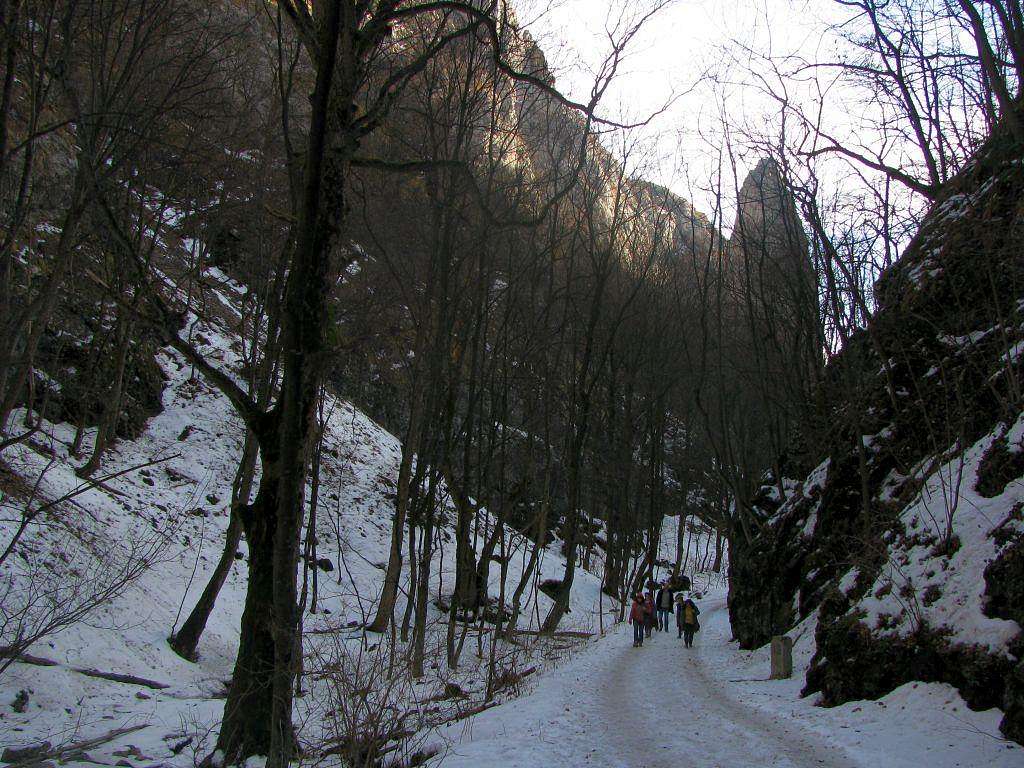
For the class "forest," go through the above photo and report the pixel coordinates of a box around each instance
[1,1,1023,767]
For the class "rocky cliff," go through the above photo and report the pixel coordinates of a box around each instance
[728,127,1024,741]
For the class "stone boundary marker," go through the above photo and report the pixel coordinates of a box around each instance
[770,635,793,679]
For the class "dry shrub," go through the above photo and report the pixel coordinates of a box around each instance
[0,523,167,677]
[304,635,445,768]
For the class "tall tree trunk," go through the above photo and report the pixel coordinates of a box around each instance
[602,529,622,598]
[504,443,551,638]
[504,508,547,637]
[367,349,428,632]
[543,380,599,630]
[449,469,481,612]
[171,395,261,660]
[473,517,502,608]
[173,225,286,661]
[171,509,244,660]
[541,432,584,632]
[673,513,686,577]
[77,310,132,477]
[400,507,417,644]
[217,2,345,761]
[216,479,279,762]
[411,499,436,678]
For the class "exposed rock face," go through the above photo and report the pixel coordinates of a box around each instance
[727,478,805,648]
[27,308,166,441]
[634,180,722,261]
[732,157,809,269]
[728,127,1024,741]
[730,158,822,413]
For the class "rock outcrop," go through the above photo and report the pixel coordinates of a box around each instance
[728,126,1024,740]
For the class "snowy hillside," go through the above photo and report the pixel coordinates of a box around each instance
[0,268,608,765]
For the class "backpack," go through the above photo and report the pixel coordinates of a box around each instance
[684,604,696,624]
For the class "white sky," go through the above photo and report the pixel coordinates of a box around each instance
[518,0,837,216]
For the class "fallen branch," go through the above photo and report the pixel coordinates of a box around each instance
[444,700,499,725]
[4,652,170,689]
[458,626,593,639]
[491,665,538,695]
[513,629,593,639]
[2,724,150,766]
[304,624,357,636]
[74,667,171,690]
[7,652,58,666]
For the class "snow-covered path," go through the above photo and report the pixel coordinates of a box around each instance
[598,603,850,767]
[437,592,1020,768]
[438,596,849,768]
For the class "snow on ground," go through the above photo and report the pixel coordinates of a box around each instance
[0,272,607,764]
[2,314,1015,768]
[852,413,1024,653]
[435,588,1021,768]
[2,331,1015,768]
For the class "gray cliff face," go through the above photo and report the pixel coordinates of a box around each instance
[629,160,810,272]
[633,180,722,261]
[732,158,808,261]
[730,158,815,313]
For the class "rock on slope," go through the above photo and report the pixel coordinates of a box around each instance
[728,126,1024,741]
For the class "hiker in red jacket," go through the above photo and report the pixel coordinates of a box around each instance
[643,591,656,638]
[629,593,646,647]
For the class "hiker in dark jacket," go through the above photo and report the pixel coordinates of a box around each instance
[676,592,701,647]
[655,582,674,632]
[643,591,656,638]
[629,594,646,647]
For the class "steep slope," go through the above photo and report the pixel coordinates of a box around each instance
[728,127,1024,740]
[0,266,606,763]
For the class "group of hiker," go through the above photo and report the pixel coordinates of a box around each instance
[628,576,701,648]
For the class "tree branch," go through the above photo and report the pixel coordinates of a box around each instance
[799,142,939,199]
